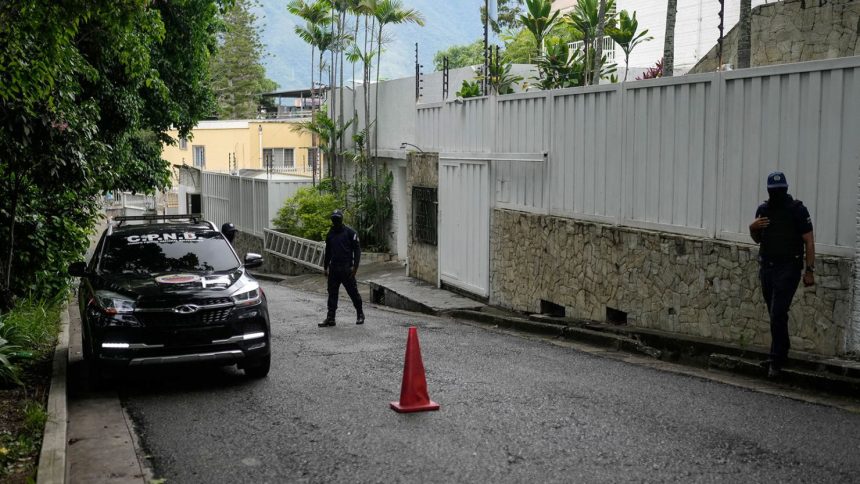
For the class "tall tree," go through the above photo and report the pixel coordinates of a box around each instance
[520,0,560,58]
[565,0,615,86]
[288,0,332,115]
[433,40,485,71]
[737,0,752,69]
[592,0,607,85]
[663,0,677,76]
[482,0,525,33]
[210,0,279,119]
[0,0,223,308]
[367,0,425,158]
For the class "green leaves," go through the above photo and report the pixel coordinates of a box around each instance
[605,10,652,81]
[519,0,560,52]
[433,40,484,71]
[456,80,482,99]
[0,0,223,305]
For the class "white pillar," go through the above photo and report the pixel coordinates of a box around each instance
[851,165,860,353]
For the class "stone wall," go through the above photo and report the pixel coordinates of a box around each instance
[689,0,860,74]
[232,230,314,276]
[491,209,853,356]
[406,152,439,284]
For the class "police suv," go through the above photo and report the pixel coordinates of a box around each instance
[68,214,271,381]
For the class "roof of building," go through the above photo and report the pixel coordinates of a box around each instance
[261,87,329,98]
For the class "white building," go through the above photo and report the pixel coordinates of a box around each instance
[552,0,772,74]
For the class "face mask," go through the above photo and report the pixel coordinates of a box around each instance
[768,188,789,207]
[331,218,343,228]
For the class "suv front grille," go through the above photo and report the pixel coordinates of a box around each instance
[137,307,233,328]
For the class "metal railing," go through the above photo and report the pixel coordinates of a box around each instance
[569,36,617,63]
[263,228,325,272]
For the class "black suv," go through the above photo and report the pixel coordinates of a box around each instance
[69,214,271,380]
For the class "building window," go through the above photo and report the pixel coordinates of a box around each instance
[262,148,295,169]
[412,186,437,246]
[193,145,205,168]
[179,136,188,150]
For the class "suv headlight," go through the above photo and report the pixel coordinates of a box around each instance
[232,285,261,307]
[95,290,136,315]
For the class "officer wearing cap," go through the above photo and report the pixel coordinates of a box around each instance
[221,222,237,244]
[749,172,815,377]
[319,209,365,327]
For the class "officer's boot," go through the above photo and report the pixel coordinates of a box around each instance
[319,312,336,327]
[356,310,365,325]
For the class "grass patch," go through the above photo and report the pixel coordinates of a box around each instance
[0,299,63,482]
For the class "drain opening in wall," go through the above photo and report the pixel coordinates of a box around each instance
[606,307,627,325]
[540,300,565,318]
[371,287,385,305]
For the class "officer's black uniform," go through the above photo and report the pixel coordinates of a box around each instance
[754,181,813,371]
[320,210,364,326]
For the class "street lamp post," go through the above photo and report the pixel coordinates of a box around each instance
[258,124,263,170]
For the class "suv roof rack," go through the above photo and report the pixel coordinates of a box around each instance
[108,214,218,234]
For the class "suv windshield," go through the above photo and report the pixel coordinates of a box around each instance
[100,230,239,275]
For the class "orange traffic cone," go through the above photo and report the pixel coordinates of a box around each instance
[390,327,440,413]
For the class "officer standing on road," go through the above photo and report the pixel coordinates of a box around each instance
[319,209,365,327]
[749,171,815,378]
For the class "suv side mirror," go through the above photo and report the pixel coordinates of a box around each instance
[243,253,263,269]
[68,262,88,277]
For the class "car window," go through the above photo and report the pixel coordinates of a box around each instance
[100,231,239,275]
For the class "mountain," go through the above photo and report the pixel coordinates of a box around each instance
[254,0,486,90]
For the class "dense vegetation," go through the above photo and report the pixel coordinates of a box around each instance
[0,1,225,478]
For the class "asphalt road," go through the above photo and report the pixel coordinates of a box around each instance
[117,281,860,483]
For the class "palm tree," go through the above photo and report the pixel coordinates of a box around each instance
[663,0,677,76]
[592,0,607,85]
[291,108,353,178]
[365,0,424,161]
[288,0,332,114]
[606,10,652,81]
[564,0,615,86]
[520,0,560,59]
[737,0,751,69]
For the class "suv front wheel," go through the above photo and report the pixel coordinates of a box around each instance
[243,354,270,379]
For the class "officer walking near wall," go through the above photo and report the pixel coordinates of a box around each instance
[319,209,365,327]
[749,172,815,378]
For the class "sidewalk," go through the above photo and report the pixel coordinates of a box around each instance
[279,267,860,401]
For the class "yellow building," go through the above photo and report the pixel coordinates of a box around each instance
[163,119,317,175]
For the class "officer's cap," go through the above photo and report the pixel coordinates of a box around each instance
[766,171,788,189]
[331,209,344,220]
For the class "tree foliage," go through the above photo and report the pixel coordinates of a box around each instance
[272,181,347,241]
[210,0,279,118]
[0,0,223,308]
[433,39,485,71]
[606,10,652,81]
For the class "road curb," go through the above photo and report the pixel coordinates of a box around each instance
[37,302,70,484]
[448,308,860,397]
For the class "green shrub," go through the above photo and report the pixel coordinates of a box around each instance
[272,179,347,241]
[0,300,61,387]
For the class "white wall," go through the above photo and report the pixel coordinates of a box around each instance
[416,57,860,256]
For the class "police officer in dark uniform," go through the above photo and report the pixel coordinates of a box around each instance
[749,172,815,378]
[319,209,365,327]
[221,222,237,244]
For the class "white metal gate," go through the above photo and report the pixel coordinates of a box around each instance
[439,159,490,297]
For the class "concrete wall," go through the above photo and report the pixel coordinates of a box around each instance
[690,0,860,74]
[491,209,853,356]
[406,153,439,285]
[231,230,314,276]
